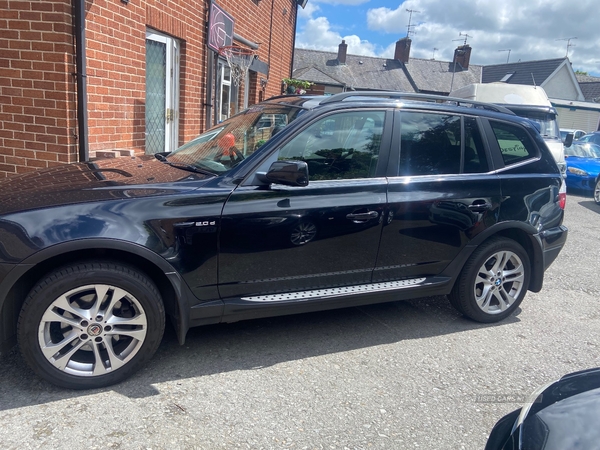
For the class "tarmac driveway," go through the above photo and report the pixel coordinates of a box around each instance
[1,193,599,449]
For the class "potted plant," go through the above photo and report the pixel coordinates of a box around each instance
[282,78,313,94]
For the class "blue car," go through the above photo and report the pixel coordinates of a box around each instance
[564,142,600,203]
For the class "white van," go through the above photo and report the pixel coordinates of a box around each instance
[450,83,566,175]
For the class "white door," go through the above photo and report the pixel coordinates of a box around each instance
[145,30,180,154]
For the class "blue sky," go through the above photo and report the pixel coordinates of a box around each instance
[296,0,600,76]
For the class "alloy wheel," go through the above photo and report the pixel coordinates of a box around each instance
[473,250,525,314]
[37,284,148,377]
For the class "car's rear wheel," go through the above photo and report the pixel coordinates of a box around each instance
[449,237,530,323]
[594,178,600,205]
[18,262,165,389]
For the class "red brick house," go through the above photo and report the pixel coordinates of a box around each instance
[0,0,300,177]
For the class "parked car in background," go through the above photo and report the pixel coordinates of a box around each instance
[0,92,568,389]
[575,131,600,146]
[485,367,600,450]
[449,83,567,177]
[560,128,586,142]
[564,142,600,201]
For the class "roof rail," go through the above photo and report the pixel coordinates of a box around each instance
[319,91,515,115]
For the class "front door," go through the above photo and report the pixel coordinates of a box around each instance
[218,109,392,300]
[145,30,180,154]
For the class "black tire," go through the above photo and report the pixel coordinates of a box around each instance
[594,178,600,205]
[17,261,165,389]
[449,237,530,323]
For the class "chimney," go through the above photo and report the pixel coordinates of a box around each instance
[394,37,412,63]
[337,40,348,65]
[453,44,472,69]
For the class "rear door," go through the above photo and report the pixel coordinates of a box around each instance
[374,110,502,282]
[484,118,564,230]
[218,108,392,300]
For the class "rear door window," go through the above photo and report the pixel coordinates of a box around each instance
[490,120,538,166]
[398,112,488,176]
[399,112,461,176]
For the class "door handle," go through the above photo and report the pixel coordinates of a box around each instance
[468,202,492,212]
[166,108,174,123]
[346,211,379,223]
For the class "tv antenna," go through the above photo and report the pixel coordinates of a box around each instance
[498,49,511,63]
[454,32,472,46]
[431,47,438,60]
[406,9,420,38]
[556,37,577,57]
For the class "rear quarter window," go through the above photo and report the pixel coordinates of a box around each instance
[490,120,538,166]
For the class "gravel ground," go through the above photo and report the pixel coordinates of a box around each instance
[0,193,598,450]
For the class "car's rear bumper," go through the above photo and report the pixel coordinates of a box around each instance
[540,225,568,270]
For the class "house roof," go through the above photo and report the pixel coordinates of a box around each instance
[576,74,600,83]
[403,58,482,95]
[292,48,482,94]
[293,48,416,92]
[293,48,482,95]
[482,58,567,85]
[292,66,345,86]
[579,82,600,103]
[576,74,600,103]
[293,48,596,104]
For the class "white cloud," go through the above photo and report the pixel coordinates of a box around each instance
[296,16,378,56]
[361,0,600,74]
[313,0,370,4]
[296,0,600,75]
[298,2,320,19]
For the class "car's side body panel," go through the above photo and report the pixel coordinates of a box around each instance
[219,179,388,298]
[378,174,502,281]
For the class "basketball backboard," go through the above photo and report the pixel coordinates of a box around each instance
[207,2,234,53]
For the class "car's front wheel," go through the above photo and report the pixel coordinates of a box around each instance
[18,262,165,389]
[594,178,600,205]
[449,237,530,323]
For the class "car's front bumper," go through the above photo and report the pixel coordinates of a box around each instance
[566,173,596,191]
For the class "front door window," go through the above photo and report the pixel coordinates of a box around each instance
[277,110,385,180]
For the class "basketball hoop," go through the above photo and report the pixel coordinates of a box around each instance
[218,46,256,87]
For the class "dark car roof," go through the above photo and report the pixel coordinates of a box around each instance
[265,91,526,125]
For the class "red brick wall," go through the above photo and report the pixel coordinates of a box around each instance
[91,0,299,154]
[0,0,297,177]
[0,0,77,178]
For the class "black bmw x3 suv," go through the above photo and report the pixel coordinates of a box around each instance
[0,92,568,389]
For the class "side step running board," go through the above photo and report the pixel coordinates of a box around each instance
[241,278,427,303]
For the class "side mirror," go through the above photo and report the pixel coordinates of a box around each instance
[564,133,574,148]
[266,160,309,187]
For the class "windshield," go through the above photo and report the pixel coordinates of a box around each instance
[166,103,307,174]
[516,112,560,139]
[565,142,600,158]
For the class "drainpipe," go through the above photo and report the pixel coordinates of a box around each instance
[74,0,89,162]
[290,3,298,78]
